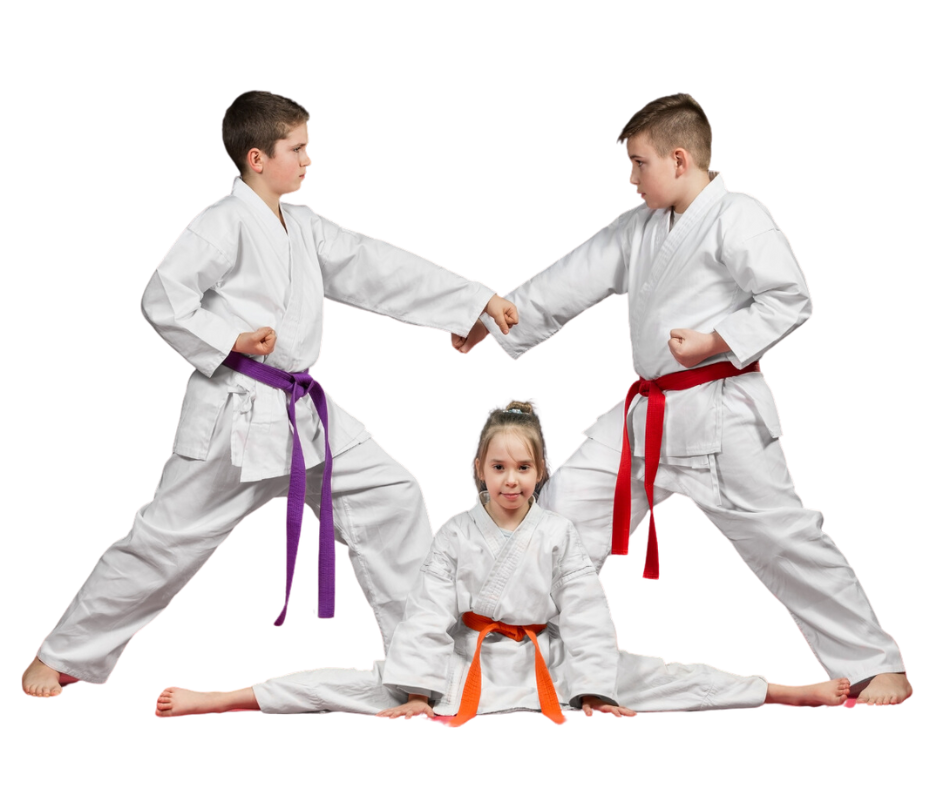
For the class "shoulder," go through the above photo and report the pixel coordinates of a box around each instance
[182,194,251,258]
[533,506,584,546]
[432,509,475,545]
[421,511,475,579]
[714,190,780,239]
[535,506,575,532]
[609,204,649,234]
[535,507,595,577]
[281,201,317,224]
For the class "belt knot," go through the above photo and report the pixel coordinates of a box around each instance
[450,612,562,727]
[611,360,761,578]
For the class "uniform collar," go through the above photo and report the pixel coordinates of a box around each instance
[231,176,290,257]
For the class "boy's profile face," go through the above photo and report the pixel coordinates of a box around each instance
[255,122,310,196]
[627,132,681,211]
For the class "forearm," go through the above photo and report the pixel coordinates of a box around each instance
[480,216,630,358]
[317,218,495,336]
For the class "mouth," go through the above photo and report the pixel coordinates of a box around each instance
[501,492,521,501]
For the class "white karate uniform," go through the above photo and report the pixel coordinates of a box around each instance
[254,503,767,715]
[481,175,904,685]
[39,178,494,684]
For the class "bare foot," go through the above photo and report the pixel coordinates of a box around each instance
[765,678,851,707]
[155,686,259,717]
[22,657,79,697]
[851,673,912,706]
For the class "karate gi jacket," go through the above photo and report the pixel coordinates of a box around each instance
[483,175,812,465]
[382,503,622,713]
[142,178,494,481]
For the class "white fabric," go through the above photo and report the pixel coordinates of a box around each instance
[39,180,496,682]
[481,174,804,460]
[254,503,768,715]
[482,175,904,683]
[40,404,430,683]
[142,177,494,482]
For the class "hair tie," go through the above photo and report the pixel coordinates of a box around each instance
[504,408,524,414]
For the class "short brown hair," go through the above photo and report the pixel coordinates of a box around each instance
[473,401,549,495]
[618,93,711,170]
[222,91,310,175]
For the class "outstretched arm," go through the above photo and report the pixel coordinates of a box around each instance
[313,213,496,339]
[475,211,633,359]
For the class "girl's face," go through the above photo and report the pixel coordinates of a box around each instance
[476,430,541,526]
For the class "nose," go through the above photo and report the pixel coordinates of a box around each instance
[629,169,639,186]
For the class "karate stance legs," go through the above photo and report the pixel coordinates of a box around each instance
[541,384,907,695]
[31,399,430,687]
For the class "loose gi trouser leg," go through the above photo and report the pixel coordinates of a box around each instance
[39,403,431,683]
[253,662,404,714]
[252,654,767,715]
[615,652,767,711]
[541,388,904,686]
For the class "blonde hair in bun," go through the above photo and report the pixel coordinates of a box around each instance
[473,400,549,494]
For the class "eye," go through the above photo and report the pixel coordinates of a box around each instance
[518,464,531,471]
[492,463,504,471]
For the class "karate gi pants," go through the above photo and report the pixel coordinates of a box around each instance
[39,401,431,684]
[251,652,768,715]
[541,384,905,686]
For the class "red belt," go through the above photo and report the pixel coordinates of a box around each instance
[611,360,761,578]
[450,611,565,727]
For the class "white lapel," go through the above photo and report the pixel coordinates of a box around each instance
[470,501,543,619]
[231,177,291,266]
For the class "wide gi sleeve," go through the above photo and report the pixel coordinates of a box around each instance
[479,211,633,359]
[713,204,813,369]
[382,523,461,701]
[312,214,494,338]
[141,229,242,377]
[551,522,621,708]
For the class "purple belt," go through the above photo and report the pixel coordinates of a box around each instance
[222,351,335,623]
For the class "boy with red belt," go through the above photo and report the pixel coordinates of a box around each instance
[458,93,910,705]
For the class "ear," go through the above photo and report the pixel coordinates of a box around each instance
[474,458,482,480]
[246,147,264,175]
[673,147,691,178]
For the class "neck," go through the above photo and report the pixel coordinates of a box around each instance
[242,175,284,226]
[485,499,530,531]
[673,169,712,214]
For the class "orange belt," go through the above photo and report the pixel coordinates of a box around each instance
[450,611,565,727]
[611,360,761,578]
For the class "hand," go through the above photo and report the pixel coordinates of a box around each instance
[582,695,636,718]
[667,328,729,368]
[377,694,435,719]
[233,326,277,356]
[452,320,490,354]
[483,294,519,335]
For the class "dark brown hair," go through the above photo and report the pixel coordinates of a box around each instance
[222,91,310,175]
[618,93,711,170]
